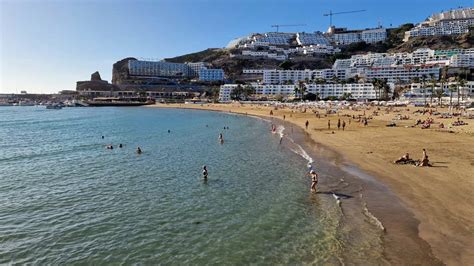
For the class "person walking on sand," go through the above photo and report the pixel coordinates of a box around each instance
[342,121,346,131]
[337,119,341,130]
[305,120,309,130]
[309,170,318,192]
[328,120,331,130]
[202,165,208,179]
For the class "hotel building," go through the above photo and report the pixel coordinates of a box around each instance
[219,83,386,101]
[198,68,224,81]
[404,8,474,41]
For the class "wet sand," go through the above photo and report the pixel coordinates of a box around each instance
[149,103,474,265]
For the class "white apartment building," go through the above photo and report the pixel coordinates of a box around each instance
[449,53,474,67]
[219,83,385,101]
[296,45,341,55]
[296,32,331,46]
[186,62,208,77]
[408,81,474,98]
[128,60,193,78]
[254,32,294,46]
[404,7,474,41]
[241,50,287,60]
[327,26,387,45]
[361,28,387,43]
[366,65,441,83]
[198,68,224,81]
[263,69,314,84]
[333,48,473,69]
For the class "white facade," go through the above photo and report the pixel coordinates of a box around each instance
[199,68,224,81]
[296,45,340,55]
[366,65,441,83]
[254,32,294,45]
[296,32,331,46]
[241,50,287,60]
[219,83,384,101]
[328,27,387,45]
[408,81,474,97]
[404,8,474,41]
[128,60,192,78]
[333,48,474,69]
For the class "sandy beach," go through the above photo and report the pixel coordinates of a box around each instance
[149,102,474,265]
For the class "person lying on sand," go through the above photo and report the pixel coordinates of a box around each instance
[394,153,413,164]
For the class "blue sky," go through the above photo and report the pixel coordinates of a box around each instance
[1,0,472,93]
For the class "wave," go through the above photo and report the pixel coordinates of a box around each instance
[363,203,385,231]
[276,125,285,138]
[287,137,314,165]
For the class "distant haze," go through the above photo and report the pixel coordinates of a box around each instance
[0,0,471,93]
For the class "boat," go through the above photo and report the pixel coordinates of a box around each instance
[84,97,155,107]
[46,104,63,109]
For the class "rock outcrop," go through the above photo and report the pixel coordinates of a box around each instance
[91,71,102,81]
[112,57,137,85]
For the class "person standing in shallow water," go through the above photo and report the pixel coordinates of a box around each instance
[202,165,208,179]
[309,170,318,192]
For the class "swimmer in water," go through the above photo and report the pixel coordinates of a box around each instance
[279,136,283,144]
[119,144,123,148]
[136,147,142,154]
[202,165,208,179]
[106,145,113,149]
[219,133,224,144]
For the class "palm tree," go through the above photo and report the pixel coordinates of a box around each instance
[371,78,381,100]
[448,82,457,109]
[457,77,466,107]
[429,74,437,107]
[433,88,445,106]
[421,74,427,107]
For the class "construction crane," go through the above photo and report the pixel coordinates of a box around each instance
[323,10,366,27]
[271,24,306,32]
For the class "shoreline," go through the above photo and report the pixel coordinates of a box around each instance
[147,103,474,265]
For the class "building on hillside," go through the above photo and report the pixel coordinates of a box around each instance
[326,26,387,45]
[198,68,224,81]
[449,53,474,67]
[254,32,294,45]
[407,81,474,98]
[186,62,208,77]
[128,60,192,78]
[296,45,341,55]
[296,32,331,46]
[241,50,287,60]
[403,7,474,41]
[219,83,389,101]
[366,65,441,83]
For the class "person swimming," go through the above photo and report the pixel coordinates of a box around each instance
[106,144,113,149]
[136,147,142,154]
[202,165,208,179]
[219,133,224,144]
[119,143,123,148]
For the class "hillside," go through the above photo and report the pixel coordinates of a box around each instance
[143,24,472,83]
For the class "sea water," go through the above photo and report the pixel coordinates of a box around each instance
[0,107,383,264]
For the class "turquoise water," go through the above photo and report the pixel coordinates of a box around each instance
[0,107,383,264]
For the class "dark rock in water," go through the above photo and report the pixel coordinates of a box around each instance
[91,71,102,81]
